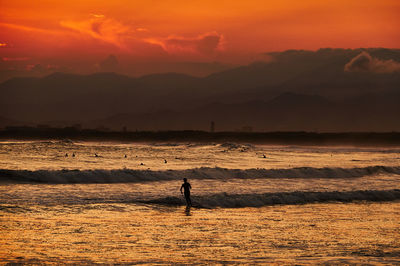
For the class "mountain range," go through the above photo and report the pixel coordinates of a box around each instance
[1,48,399,132]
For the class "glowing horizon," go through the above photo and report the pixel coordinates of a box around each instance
[1,0,399,77]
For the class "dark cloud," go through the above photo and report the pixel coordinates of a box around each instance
[99,54,119,72]
[345,51,400,73]
[196,34,221,54]
[29,63,46,74]
[161,32,223,55]
[91,21,102,34]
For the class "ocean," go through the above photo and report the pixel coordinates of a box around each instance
[1,140,399,264]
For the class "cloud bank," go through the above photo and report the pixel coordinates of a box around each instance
[60,15,132,49]
[146,32,224,55]
[99,54,119,72]
[345,51,400,73]
[60,16,224,58]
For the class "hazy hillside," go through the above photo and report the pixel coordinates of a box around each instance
[93,92,400,132]
[1,48,399,131]
[0,116,26,128]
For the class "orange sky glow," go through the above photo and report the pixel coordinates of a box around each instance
[0,0,399,77]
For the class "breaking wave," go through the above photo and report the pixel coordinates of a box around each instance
[1,165,400,184]
[143,189,400,208]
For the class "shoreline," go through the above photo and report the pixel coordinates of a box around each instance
[1,129,400,146]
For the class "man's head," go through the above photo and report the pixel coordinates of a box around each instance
[183,178,187,182]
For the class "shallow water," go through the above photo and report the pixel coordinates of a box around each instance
[1,140,400,171]
[1,140,400,264]
[1,203,399,264]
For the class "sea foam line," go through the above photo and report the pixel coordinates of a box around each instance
[142,189,400,208]
[0,165,399,183]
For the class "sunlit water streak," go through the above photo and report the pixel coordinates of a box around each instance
[0,140,399,264]
[1,140,400,171]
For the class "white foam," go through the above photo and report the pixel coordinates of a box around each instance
[1,165,399,184]
[144,189,400,208]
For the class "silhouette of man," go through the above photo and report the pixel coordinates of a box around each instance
[180,178,192,206]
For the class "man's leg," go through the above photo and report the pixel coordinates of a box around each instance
[185,193,191,206]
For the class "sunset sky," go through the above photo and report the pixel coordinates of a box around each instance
[1,0,399,78]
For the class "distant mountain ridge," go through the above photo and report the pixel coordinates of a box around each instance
[1,48,399,131]
[93,91,400,132]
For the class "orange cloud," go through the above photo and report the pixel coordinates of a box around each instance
[136,27,148,32]
[2,57,29,61]
[146,32,224,55]
[345,51,400,73]
[0,22,67,35]
[0,0,399,78]
[90,14,105,18]
[60,16,132,49]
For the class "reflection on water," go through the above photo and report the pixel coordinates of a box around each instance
[185,205,192,216]
[1,202,399,264]
[1,175,399,207]
[1,141,400,171]
[1,141,399,263]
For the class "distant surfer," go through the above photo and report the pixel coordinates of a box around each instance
[65,153,68,157]
[180,178,192,206]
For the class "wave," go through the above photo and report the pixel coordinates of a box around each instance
[0,139,74,145]
[142,189,400,208]
[219,142,254,151]
[1,165,400,184]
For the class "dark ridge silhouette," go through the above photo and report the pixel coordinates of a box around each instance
[0,48,399,131]
[92,91,400,132]
[0,116,28,128]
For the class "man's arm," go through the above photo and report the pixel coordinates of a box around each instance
[180,184,183,194]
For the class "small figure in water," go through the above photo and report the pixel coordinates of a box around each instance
[95,153,99,157]
[180,178,192,206]
[65,153,68,157]
[262,154,266,158]
[164,159,167,164]
[124,154,127,158]
[72,153,75,157]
